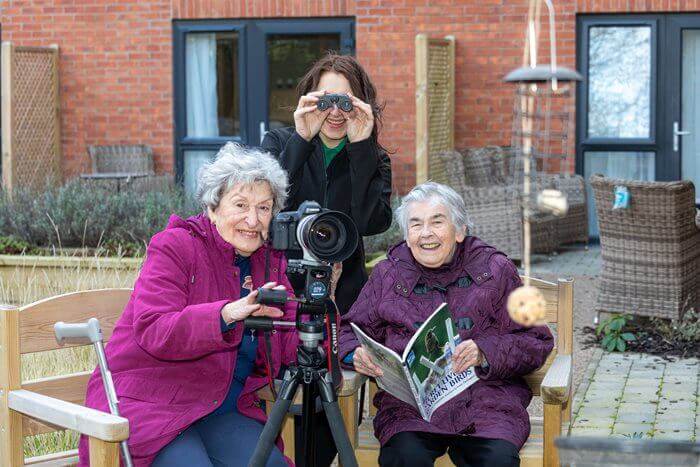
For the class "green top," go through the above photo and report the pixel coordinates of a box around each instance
[322,138,347,168]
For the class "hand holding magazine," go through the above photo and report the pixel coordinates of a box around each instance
[351,303,478,421]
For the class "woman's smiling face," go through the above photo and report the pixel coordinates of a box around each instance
[207,181,274,256]
[405,199,466,268]
[316,71,353,147]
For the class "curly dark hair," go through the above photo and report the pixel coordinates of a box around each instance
[297,53,389,154]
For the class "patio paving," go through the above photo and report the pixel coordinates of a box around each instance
[571,351,699,441]
[527,243,601,278]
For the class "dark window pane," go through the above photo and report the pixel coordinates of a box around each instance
[267,34,341,130]
[185,32,240,137]
[588,26,651,139]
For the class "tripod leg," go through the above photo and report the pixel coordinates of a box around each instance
[248,372,300,467]
[299,383,316,467]
[316,374,358,467]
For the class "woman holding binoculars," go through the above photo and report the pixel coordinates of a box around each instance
[262,53,393,467]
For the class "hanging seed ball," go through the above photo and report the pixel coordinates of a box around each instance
[507,285,546,327]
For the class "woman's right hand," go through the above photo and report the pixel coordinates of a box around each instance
[294,91,330,142]
[221,282,285,324]
[352,346,384,377]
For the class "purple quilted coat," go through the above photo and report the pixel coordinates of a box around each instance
[339,237,553,450]
[78,214,298,466]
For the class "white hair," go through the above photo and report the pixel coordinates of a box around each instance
[196,142,288,215]
[395,182,473,239]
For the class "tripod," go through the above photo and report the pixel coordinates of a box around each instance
[246,309,358,467]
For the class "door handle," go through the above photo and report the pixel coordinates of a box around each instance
[673,121,691,152]
[259,121,267,145]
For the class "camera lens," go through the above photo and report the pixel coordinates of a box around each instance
[298,211,359,263]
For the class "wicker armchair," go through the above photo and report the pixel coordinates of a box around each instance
[590,174,700,320]
[435,149,562,260]
[87,144,154,175]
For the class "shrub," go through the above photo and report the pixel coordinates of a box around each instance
[0,235,40,255]
[595,314,636,352]
[0,179,200,254]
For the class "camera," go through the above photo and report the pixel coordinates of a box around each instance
[317,93,353,112]
[270,201,358,264]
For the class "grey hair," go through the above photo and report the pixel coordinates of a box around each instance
[395,181,473,239]
[197,142,288,215]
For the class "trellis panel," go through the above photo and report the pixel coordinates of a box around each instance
[415,34,455,185]
[1,42,61,194]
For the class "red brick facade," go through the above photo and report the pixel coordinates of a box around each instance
[2,0,699,192]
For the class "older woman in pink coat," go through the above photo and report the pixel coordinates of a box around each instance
[79,143,298,466]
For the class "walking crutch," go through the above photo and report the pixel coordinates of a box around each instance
[54,318,134,467]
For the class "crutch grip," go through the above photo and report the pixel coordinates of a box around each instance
[54,317,103,345]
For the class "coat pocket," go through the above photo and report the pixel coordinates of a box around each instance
[115,374,182,404]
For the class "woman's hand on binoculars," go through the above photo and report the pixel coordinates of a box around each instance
[221,282,286,324]
[353,346,383,378]
[345,93,374,143]
[294,91,330,142]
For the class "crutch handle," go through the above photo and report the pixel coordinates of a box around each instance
[54,318,103,345]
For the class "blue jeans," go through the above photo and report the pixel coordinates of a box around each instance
[152,410,287,467]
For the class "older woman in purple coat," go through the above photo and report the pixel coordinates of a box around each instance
[79,143,298,466]
[339,182,553,467]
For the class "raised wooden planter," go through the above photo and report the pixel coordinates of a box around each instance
[0,252,389,306]
[0,255,142,305]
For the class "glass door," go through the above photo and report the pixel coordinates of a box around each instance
[174,19,354,196]
[247,19,354,145]
[667,16,700,203]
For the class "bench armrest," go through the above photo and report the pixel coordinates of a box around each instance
[540,354,572,405]
[8,389,129,442]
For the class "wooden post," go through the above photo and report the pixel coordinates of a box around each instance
[543,403,562,467]
[1,42,14,195]
[50,44,62,183]
[557,278,574,423]
[415,33,429,185]
[445,35,455,152]
[0,305,24,467]
[89,437,120,467]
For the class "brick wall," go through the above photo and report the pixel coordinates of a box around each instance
[2,0,699,193]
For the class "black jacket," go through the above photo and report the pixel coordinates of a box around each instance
[262,127,393,314]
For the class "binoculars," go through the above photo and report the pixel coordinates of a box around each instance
[317,93,353,112]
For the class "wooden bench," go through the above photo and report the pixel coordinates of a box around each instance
[0,289,132,466]
[356,276,574,467]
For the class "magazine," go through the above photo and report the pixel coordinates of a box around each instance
[350,303,478,421]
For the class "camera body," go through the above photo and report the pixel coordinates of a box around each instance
[270,200,358,264]
[317,93,353,112]
[270,201,358,306]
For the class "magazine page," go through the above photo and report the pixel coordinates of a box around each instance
[350,323,419,409]
[402,303,478,421]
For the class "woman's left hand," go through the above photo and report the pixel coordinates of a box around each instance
[345,93,374,143]
[452,340,484,373]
